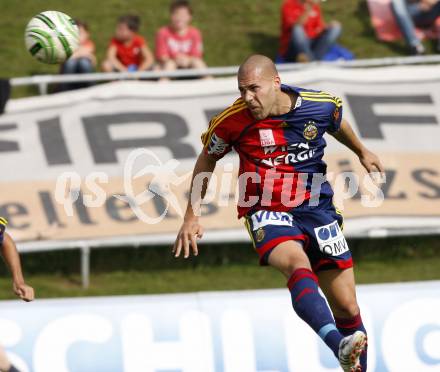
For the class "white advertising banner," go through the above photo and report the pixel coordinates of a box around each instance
[0,281,439,371]
[1,65,440,244]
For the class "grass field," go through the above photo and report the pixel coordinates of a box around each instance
[1,0,433,83]
[0,236,438,300]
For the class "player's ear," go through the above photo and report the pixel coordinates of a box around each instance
[273,74,281,89]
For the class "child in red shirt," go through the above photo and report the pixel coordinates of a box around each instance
[279,0,342,62]
[155,0,207,78]
[102,14,154,72]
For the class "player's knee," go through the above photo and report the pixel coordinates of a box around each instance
[333,300,360,318]
[284,257,311,277]
[269,243,311,277]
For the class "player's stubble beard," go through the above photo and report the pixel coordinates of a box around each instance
[250,89,279,120]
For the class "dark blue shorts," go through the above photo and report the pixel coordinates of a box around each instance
[244,200,353,272]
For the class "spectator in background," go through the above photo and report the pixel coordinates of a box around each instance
[155,0,207,78]
[59,20,96,91]
[102,14,154,72]
[279,0,342,62]
[391,0,440,54]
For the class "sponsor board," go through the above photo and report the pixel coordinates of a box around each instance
[0,281,439,371]
[0,66,440,243]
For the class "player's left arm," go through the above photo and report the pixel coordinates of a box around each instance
[1,231,35,302]
[330,118,384,174]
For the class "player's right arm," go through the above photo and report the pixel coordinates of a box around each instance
[173,152,217,258]
[173,99,243,258]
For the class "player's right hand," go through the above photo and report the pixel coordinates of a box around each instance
[173,218,204,259]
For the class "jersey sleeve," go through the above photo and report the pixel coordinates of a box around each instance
[0,217,7,245]
[326,95,343,133]
[201,114,233,160]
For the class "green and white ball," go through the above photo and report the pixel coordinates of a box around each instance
[25,11,79,64]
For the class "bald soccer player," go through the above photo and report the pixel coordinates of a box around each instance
[173,55,383,371]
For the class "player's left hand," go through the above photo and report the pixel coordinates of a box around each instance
[359,149,384,175]
[13,281,35,302]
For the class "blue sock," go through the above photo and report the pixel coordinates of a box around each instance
[287,268,343,357]
[335,314,368,371]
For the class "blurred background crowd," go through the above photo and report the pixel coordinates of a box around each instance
[57,0,440,90]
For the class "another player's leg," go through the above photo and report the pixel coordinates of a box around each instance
[318,268,368,371]
[267,241,346,358]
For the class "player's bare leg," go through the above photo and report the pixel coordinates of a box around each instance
[318,268,368,371]
[317,268,359,318]
[267,240,312,275]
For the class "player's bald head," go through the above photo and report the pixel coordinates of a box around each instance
[237,55,282,120]
[238,54,278,80]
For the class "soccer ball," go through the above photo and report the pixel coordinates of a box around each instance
[24,11,79,64]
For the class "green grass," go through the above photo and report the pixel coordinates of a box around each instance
[1,0,436,85]
[1,256,440,300]
[0,236,438,299]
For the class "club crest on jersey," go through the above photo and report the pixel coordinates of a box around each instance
[303,121,318,141]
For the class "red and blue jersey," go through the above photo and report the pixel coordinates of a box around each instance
[201,84,342,218]
[0,217,7,244]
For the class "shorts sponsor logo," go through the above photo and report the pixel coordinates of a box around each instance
[314,220,349,256]
[256,228,265,242]
[251,210,294,231]
[207,133,228,155]
[259,129,276,147]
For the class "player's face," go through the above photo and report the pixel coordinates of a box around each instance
[238,70,278,120]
